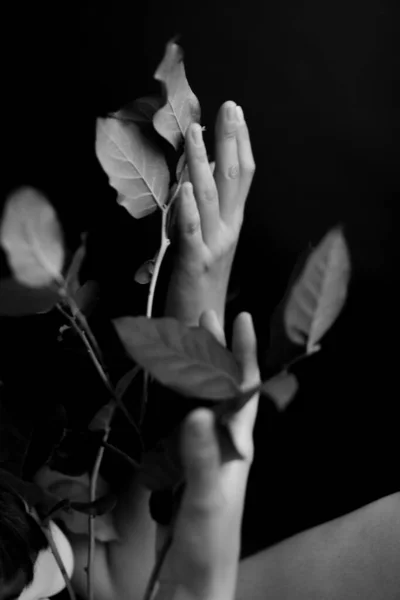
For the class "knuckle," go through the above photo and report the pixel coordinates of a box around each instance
[194,146,208,164]
[185,219,201,236]
[227,164,240,180]
[223,128,237,140]
[200,187,218,204]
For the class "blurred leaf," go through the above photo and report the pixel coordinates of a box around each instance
[139,410,243,492]
[114,317,241,400]
[0,187,64,287]
[65,239,86,297]
[115,365,141,400]
[134,259,155,284]
[71,492,117,516]
[88,400,116,432]
[118,96,165,124]
[0,468,63,515]
[73,280,99,316]
[0,277,59,315]
[96,115,170,219]
[153,37,201,150]
[284,228,350,354]
[262,371,298,410]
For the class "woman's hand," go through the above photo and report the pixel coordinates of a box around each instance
[155,310,260,600]
[165,102,256,329]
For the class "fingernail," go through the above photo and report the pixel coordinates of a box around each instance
[236,105,245,123]
[226,103,237,122]
[191,123,203,145]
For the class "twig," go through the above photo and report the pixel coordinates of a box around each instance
[40,523,77,600]
[146,207,171,319]
[143,528,174,600]
[87,404,115,600]
[101,440,141,470]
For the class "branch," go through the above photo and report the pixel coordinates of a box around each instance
[101,440,141,470]
[143,528,174,600]
[87,405,115,600]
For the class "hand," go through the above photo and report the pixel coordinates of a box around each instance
[155,310,260,600]
[165,102,256,329]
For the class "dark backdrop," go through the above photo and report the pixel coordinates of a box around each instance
[1,0,399,558]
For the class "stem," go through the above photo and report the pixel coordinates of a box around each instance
[101,440,141,470]
[56,304,110,393]
[57,303,143,450]
[146,207,171,319]
[143,529,174,600]
[40,524,77,600]
[87,406,115,600]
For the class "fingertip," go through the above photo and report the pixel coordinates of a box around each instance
[200,310,226,346]
[232,312,259,383]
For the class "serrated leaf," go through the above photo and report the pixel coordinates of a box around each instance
[134,259,155,284]
[284,228,350,354]
[0,277,60,315]
[95,116,170,219]
[0,187,64,288]
[113,317,241,400]
[262,372,298,410]
[153,38,201,150]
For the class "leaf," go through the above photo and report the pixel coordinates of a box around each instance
[262,372,298,410]
[284,228,350,354]
[113,317,241,400]
[65,239,86,297]
[95,116,170,219]
[0,187,64,287]
[0,277,60,315]
[138,413,243,492]
[118,96,165,124]
[88,400,116,432]
[153,38,201,150]
[73,280,99,316]
[115,365,141,400]
[0,468,63,516]
[70,492,117,516]
[134,259,155,284]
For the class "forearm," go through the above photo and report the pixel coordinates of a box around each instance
[235,492,400,600]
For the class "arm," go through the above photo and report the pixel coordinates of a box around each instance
[70,101,256,599]
[236,492,400,600]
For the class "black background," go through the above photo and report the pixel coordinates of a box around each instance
[1,0,399,559]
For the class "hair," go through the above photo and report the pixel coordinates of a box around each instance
[0,480,49,586]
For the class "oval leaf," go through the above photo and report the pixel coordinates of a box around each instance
[153,38,201,150]
[134,259,155,284]
[95,116,170,219]
[0,187,64,287]
[284,228,350,354]
[113,316,241,400]
[0,277,59,315]
[262,372,298,411]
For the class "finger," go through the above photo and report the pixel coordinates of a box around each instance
[213,101,241,224]
[176,182,203,257]
[181,409,220,511]
[186,123,220,246]
[231,312,260,438]
[199,309,226,347]
[235,107,256,214]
